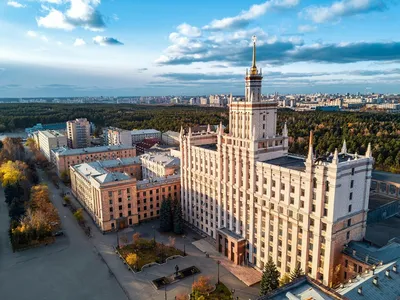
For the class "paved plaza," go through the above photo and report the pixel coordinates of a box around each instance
[0,169,260,300]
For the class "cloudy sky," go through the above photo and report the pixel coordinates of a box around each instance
[1,0,400,97]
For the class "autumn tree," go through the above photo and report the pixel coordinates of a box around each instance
[192,275,213,296]
[74,208,84,223]
[0,160,27,186]
[126,253,138,267]
[279,273,291,286]
[0,137,25,162]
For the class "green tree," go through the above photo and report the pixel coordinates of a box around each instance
[73,208,84,223]
[159,197,172,232]
[290,263,304,282]
[260,258,280,296]
[173,199,184,235]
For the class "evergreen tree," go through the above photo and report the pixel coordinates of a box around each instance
[159,197,172,232]
[260,258,280,296]
[290,263,304,282]
[173,199,184,235]
[279,273,291,286]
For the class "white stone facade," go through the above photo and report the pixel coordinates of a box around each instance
[180,39,374,286]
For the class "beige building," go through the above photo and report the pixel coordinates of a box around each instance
[36,130,68,161]
[131,129,161,143]
[67,118,91,149]
[104,127,132,146]
[162,131,180,146]
[140,152,180,178]
[51,144,136,175]
[180,38,374,287]
[70,155,180,232]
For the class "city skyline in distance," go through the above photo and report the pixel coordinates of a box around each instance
[1,0,400,97]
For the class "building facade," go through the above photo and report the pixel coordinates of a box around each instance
[52,145,136,175]
[180,38,374,286]
[70,156,180,232]
[140,152,180,178]
[131,129,161,143]
[104,127,132,146]
[66,118,91,149]
[36,130,68,161]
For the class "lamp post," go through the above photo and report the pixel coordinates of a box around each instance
[231,288,235,300]
[217,260,221,284]
[152,225,156,243]
[182,235,186,256]
[164,285,167,300]
[116,220,120,248]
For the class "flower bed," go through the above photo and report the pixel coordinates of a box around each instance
[118,238,184,271]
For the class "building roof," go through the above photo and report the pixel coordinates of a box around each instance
[195,143,218,151]
[264,155,306,171]
[52,144,135,156]
[259,276,346,300]
[97,157,141,168]
[39,130,66,138]
[131,129,161,135]
[372,171,400,184]
[337,258,400,300]
[163,130,180,137]
[140,153,180,167]
[218,228,245,242]
[72,161,132,184]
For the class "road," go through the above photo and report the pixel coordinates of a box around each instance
[0,170,128,300]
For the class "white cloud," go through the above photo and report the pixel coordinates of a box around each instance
[203,0,299,30]
[302,0,388,23]
[73,38,86,46]
[36,0,105,31]
[298,25,317,33]
[93,36,123,46]
[177,23,201,37]
[40,0,63,3]
[26,30,38,38]
[7,1,26,8]
[37,8,75,30]
[41,35,49,42]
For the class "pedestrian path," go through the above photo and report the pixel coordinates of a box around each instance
[192,239,262,286]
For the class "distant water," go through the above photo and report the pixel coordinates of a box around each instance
[0,132,28,141]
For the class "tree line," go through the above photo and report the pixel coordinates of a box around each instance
[0,104,399,172]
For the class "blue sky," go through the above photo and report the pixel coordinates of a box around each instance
[1,0,400,97]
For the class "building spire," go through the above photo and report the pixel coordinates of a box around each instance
[250,35,258,75]
[307,130,314,161]
[366,143,372,157]
[332,148,339,164]
[341,139,347,154]
[207,124,211,133]
[283,122,288,137]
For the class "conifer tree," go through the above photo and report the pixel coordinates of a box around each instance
[159,197,172,232]
[290,263,304,282]
[260,258,280,296]
[173,199,183,235]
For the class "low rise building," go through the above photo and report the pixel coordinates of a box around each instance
[36,130,68,161]
[52,145,136,175]
[162,131,180,146]
[70,154,180,231]
[140,152,180,178]
[131,129,161,143]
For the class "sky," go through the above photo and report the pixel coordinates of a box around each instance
[1,0,400,97]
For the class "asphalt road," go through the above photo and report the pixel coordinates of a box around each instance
[0,170,128,300]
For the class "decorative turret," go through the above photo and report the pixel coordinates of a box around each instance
[219,121,224,135]
[366,143,372,157]
[341,139,347,154]
[307,131,314,162]
[188,127,192,137]
[283,122,288,137]
[179,126,184,139]
[207,124,211,133]
[332,148,339,165]
[250,35,258,75]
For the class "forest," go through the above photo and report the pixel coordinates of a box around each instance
[0,103,399,173]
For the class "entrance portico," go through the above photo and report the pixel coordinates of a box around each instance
[217,228,246,265]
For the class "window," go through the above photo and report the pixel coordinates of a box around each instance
[351,168,355,175]
[312,205,316,212]
[322,223,327,231]
[281,183,285,190]
[350,180,354,188]
[313,178,317,188]
[119,213,123,218]
[349,192,353,201]
[109,200,112,205]
[325,181,330,192]
[291,186,295,193]
[345,259,348,267]
[128,203,131,208]
[118,197,122,203]
[127,188,130,194]
[119,205,122,210]
[108,191,112,197]
[272,180,276,187]
[301,189,305,197]
[346,231,350,240]
[347,219,351,227]
[300,201,304,208]
[348,205,352,212]
[109,207,113,212]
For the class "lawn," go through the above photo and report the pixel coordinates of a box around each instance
[118,238,183,270]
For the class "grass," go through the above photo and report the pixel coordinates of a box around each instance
[118,238,183,270]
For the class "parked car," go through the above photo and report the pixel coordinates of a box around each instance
[53,230,64,237]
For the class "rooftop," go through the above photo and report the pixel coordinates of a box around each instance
[259,276,346,300]
[39,130,66,138]
[365,216,400,247]
[73,162,132,184]
[372,170,400,184]
[264,155,306,171]
[140,152,180,167]
[131,129,161,135]
[218,228,245,242]
[195,143,218,151]
[97,157,141,168]
[52,144,135,156]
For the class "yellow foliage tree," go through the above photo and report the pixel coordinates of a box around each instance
[0,160,26,186]
[126,253,138,266]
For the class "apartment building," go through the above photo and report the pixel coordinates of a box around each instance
[51,145,136,175]
[66,118,91,148]
[36,130,68,161]
[70,155,180,231]
[180,38,374,287]
[104,127,132,146]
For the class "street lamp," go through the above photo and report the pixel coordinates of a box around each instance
[164,285,167,300]
[231,288,236,300]
[182,235,186,256]
[152,225,156,243]
[217,260,221,284]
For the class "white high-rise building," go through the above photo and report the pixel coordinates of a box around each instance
[180,37,374,286]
